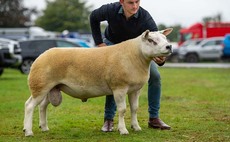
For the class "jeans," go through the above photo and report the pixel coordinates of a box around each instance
[103,38,161,120]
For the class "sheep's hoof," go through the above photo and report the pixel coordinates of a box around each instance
[131,125,142,131]
[81,98,88,102]
[118,128,129,135]
[23,129,34,137]
[39,125,49,132]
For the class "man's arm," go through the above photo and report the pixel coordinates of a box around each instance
[142,9,158,32]
[89,11,103,46]
[90,4,110,46]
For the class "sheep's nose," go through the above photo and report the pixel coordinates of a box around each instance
[166,45,172,50]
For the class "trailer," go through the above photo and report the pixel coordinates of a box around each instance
[178,22,230,45]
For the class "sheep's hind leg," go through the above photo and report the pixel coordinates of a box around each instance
[39,95,50,132]
[23,95,45,136]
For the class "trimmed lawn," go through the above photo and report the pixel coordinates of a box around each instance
[0,68,229,142]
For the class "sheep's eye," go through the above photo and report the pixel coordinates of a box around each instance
[148,39,157,45]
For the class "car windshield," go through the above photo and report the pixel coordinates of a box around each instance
[181,39,203,47]
[202,39,223,47]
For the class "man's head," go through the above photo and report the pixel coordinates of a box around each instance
[120,0,140,18]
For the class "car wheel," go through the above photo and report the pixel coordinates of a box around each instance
[0,68,3,76]
[185,53,199,63]
[20,59,34,74]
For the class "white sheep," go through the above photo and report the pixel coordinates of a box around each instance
[23,28,173,136]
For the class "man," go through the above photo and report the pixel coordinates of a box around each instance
[89,0,171,132]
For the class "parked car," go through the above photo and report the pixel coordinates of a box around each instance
[0,48,12,76]
[0,38,22,66]
[178,37,224,62]
[222,34,230,59]
[64,38,92,48]
[19,39,83,74]
[0,38,22,76]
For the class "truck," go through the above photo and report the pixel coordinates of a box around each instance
[178,22,230,46]
[0,38,22,76]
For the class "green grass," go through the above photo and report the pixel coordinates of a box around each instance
[0,68,230,142]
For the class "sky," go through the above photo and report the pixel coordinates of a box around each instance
[24,0,230,27]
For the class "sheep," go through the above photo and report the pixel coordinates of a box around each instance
[23,28,173,136]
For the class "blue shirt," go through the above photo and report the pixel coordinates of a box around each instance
[90,2,158,45]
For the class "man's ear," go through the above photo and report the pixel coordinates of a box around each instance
[142,30,150,40]
[159,28,173,36]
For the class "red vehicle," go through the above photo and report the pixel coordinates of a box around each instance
[178,22,230,45]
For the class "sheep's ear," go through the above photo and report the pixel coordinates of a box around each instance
[142,30,150,39]
[159,28,173,36]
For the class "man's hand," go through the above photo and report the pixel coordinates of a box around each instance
[97,43,107,47]
[152,57,166,65]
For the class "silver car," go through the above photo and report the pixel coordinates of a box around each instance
[178,37,224,62]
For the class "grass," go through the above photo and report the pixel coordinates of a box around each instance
[0,67,230,142]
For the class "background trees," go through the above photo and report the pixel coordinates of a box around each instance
[158,24,182,42]
[0,0,37,27]
[35,0,91,32]
[0,0,224,42]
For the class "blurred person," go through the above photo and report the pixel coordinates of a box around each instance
[89,0,171,132]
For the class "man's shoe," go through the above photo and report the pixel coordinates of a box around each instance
[148,118,171,130]
[101,119,114,132]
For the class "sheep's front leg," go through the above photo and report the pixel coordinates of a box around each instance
[128,90,141,131]
[113,89,129,135]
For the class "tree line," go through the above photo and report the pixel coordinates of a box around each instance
[0,0,223,42]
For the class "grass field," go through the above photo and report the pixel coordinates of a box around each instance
[0,67,230,142]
